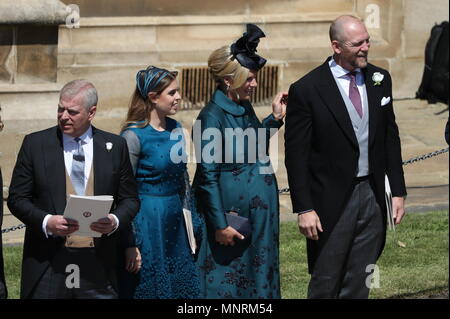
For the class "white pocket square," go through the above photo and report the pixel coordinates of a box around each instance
[381,96,391,106]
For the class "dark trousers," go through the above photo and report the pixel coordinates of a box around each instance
[307,178,384,299]
[29,247,117,299]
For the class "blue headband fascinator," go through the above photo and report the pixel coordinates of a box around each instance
[230,24,267,70]
[136,66,171,100]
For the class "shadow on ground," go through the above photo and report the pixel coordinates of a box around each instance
[388,287,449,299]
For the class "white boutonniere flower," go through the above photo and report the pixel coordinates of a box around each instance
[372,72,384,86]
[106,142,113,152]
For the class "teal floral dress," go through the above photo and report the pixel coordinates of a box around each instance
[192,90,282,298]
[121,118,203,299]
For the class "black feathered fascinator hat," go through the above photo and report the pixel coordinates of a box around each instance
[230,24,267,70]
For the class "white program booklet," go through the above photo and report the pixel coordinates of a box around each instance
[385,175,395,231]
[183,208,197,254]
[63,194,114,237]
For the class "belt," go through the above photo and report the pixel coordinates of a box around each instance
[65,235,95,248]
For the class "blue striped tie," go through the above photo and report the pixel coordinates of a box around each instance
[71,137,85,195]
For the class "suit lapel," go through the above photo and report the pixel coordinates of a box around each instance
[92,127,112,196]
[43,127,66,214]
[316,61,358,148]
[363,66,380,147]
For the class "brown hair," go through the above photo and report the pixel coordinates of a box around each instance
[120,68,178,132]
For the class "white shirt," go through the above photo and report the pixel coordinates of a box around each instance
[63,126,94,189]
[328,57,366,117]
[42,126,119,237]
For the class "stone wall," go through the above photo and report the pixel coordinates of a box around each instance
[1,0,449,120]
[392,0,449,99]
[0,0,68,120]
[0,25,58,84]
[62,0,354,17]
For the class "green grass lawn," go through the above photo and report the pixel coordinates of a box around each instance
[3,244,22,299]
[3,210,448,299]
[280,210,449,299]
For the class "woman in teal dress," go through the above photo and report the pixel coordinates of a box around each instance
[120,66,202,299]
[192,24,287,298]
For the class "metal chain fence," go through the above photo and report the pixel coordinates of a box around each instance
[1,224,26,234]
[2,147,449,233]
[401,147,449,166]
[278,147,449,194]
[277,147,449,194]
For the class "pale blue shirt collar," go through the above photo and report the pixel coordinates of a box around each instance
[62,126,93,147]
[328,57,362,79]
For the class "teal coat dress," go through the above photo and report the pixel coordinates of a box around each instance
[192,90,282,298]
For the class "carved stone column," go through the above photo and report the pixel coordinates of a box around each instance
[0,0,68,84]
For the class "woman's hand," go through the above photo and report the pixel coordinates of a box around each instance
[215,226,244,246]
[125,247,142,274]
[271,91,288,120]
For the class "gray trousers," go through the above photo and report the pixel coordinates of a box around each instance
[29,247,117,299]
[307,178,384,299]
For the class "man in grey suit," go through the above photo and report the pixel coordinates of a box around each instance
[285,15,407,298]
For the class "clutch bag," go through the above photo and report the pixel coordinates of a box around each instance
[210,211,252,265]
[225,212,252,239]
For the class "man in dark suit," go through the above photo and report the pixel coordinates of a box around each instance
[0,168,6,300]
[0,109,7,299]
[285,15,407,298]
[7,79,139,299]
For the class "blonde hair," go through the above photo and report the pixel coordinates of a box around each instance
[120,69,177,132]
[208,45,249,90]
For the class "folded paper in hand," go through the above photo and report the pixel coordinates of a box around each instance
[385,175,395,231]
[183,208,197,254]
[63,195,114,237]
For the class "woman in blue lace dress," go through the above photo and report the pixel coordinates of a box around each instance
[120,66,202,299]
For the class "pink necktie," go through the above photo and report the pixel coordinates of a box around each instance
[348,72,363,118]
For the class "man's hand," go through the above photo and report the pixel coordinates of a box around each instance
[297,210,323,240]
[125,247,142,274]
[215,226,244,246]
[47,215,79,237]
[90,214,117,234]
[392,196,406,225]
